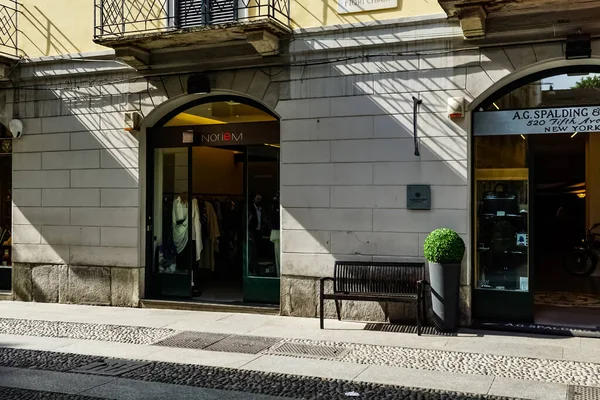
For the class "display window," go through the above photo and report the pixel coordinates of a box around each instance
[473,68,600,327]
[147,96,280,305]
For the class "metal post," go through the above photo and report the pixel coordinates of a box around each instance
[412,96,422,157]
[121,0,126,36]
[13,0,17,56]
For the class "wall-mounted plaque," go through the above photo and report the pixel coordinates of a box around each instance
[407,184,431,210]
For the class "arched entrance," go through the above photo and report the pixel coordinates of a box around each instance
[144,93,281,306]
[471,65,600,329]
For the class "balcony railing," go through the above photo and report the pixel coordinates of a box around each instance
[0,1,18,57]
[94,0,290,40]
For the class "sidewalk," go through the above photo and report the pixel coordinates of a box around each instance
[0,302,597,399]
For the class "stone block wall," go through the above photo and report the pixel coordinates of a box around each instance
[8,59,143,306]
[6,57,282,307]
[275,15,572,325]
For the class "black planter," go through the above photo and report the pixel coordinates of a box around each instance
[429,262,461,332]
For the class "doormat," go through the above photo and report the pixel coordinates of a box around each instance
[568,385,600,400]
[474,321,600,338]
[535,292,600,308]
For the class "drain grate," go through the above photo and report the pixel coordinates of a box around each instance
[71,360,148,376]
[569,386,600,400]
[153,331,228,349]
[271,342,351,360]
[204,335,280,354]
[363,324,457,336]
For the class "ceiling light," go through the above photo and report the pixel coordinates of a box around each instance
[225,101,241,106]
[264,143,280,148]
[493,103,500,110]
[577,192,586,198]
[571,131,578,138]
[520,134,526,140]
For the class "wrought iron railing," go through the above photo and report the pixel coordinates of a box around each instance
[0,1,18,57]
[94,0,290,40]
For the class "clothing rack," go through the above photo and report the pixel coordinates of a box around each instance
[165,192,242,197]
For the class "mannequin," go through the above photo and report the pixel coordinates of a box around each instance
[172,192,202,289]
[269,192,280,277]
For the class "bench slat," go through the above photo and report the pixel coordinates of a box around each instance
[333,261,424,296]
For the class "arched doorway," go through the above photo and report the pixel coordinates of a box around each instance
[145,94,281,306]
[471,66,600,329]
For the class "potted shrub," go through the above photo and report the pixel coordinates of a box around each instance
[423,228,465,332]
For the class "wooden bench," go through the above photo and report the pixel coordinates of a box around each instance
[319,261,427,335]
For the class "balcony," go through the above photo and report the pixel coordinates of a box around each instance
[94,0,291,72]
[0,1,18,62]
[439,0,600,41]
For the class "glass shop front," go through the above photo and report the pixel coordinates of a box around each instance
[472,67,600,330]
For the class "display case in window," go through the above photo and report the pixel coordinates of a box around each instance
[474,168,529,292]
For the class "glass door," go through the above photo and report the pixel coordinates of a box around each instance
[244,145,280,304]
[151,147,193,298]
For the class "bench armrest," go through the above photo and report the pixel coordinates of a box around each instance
[416,279,428,295]
[319,277,335,295]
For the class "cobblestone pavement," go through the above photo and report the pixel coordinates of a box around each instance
[0,348,519,400]
[0,318,175,345]
[0,386,103,400]
[271,339,600,387]
[0,317,598,388]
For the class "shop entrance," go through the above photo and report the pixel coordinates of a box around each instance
[472,68,600,330]
[145,96,281,305]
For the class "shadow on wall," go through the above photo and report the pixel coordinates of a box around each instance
[278,39,565,322]
[11,73,143,306]
[18,5,83,57]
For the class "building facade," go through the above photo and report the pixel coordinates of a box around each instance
[2,0,600,329]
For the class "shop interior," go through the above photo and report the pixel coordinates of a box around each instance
[151,100,280,305]
[474,72,600,330]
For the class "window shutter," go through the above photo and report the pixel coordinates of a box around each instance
[176,0,236,27]
[208,0,236,24]
[176,0,205,28]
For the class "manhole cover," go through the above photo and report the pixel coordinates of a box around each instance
[569,386,600,400]
[71,360,148,376]
[153,331,228,349]
[271,342,351,360]
[204,335,280,354]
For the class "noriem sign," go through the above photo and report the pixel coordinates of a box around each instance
[338,0,397,14]
[474,106,600,136]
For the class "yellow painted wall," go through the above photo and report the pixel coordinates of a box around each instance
[17,0,102,57]
[290,0,444,29]
[13,0,443,58]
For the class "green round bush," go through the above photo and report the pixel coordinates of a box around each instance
[423,228,465,264]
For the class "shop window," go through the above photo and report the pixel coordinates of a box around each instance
[474,135,529,292]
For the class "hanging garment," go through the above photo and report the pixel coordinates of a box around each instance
[172,197,203,261]
[172,197,188,254]
[201,201,221,271]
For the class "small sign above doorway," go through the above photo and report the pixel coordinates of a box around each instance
[338,0,398,14]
